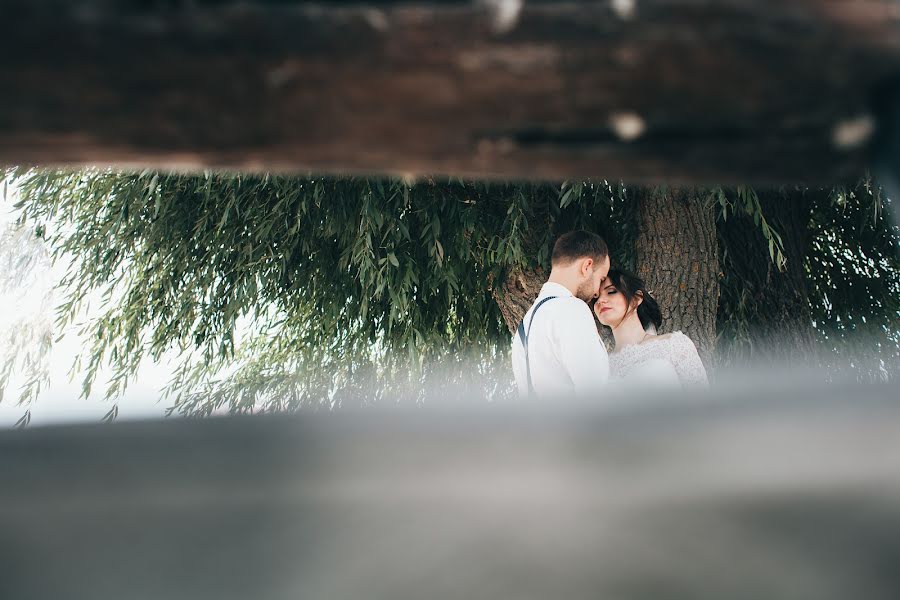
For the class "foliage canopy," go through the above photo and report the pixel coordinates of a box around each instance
[2,169,898,415]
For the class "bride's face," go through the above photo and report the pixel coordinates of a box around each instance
[594,279,635,327]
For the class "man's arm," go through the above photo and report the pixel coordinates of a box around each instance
[511,334,529,398]
[553,302,609,397]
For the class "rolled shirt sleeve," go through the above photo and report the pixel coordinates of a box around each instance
[511,333,529,397]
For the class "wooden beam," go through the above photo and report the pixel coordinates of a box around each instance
[2,1,900,182]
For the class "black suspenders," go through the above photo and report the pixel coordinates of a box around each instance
[516,296,559,396]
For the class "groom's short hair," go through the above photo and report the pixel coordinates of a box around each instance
[551,230,609,266]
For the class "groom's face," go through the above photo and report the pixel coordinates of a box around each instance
[575,255,611,302]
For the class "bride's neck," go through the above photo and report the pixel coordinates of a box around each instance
[612,315,648,349]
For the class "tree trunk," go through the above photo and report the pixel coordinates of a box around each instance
[493,266,546,335]
[634,187,720,366]
[717,187,818,365]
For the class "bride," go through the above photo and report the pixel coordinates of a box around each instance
[594,269,708,387]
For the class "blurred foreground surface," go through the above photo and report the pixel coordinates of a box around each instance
[1,381,899,600]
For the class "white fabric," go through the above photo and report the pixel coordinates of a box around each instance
[512,282,609,399]
[609,331,709,388]
[617,358,680,388]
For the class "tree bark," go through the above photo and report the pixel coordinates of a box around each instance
[717,187,818,364]
[634,187,720,366]
[492,266,546,335]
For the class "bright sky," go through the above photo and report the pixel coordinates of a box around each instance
[0,184,171,428]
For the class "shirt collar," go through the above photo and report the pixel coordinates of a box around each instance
[538,282,573,299]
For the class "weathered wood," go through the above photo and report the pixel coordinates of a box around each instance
[2,1,900,182]
[1,383,900,600]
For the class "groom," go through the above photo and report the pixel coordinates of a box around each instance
[512,231,611,398]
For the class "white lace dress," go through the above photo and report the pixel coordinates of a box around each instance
[608,331,709,388]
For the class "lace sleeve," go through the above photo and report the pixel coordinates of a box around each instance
[668,332,709,387]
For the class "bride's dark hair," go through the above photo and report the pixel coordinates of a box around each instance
[605,269,663,331]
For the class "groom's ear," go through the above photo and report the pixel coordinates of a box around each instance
[579,257,594,276]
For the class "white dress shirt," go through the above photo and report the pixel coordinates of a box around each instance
[511,282,609,399]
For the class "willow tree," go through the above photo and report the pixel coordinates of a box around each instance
[716,181,900,378]
[6,171,577,413]
[2,169,898,415]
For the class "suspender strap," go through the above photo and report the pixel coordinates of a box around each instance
[517,296,559,396]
